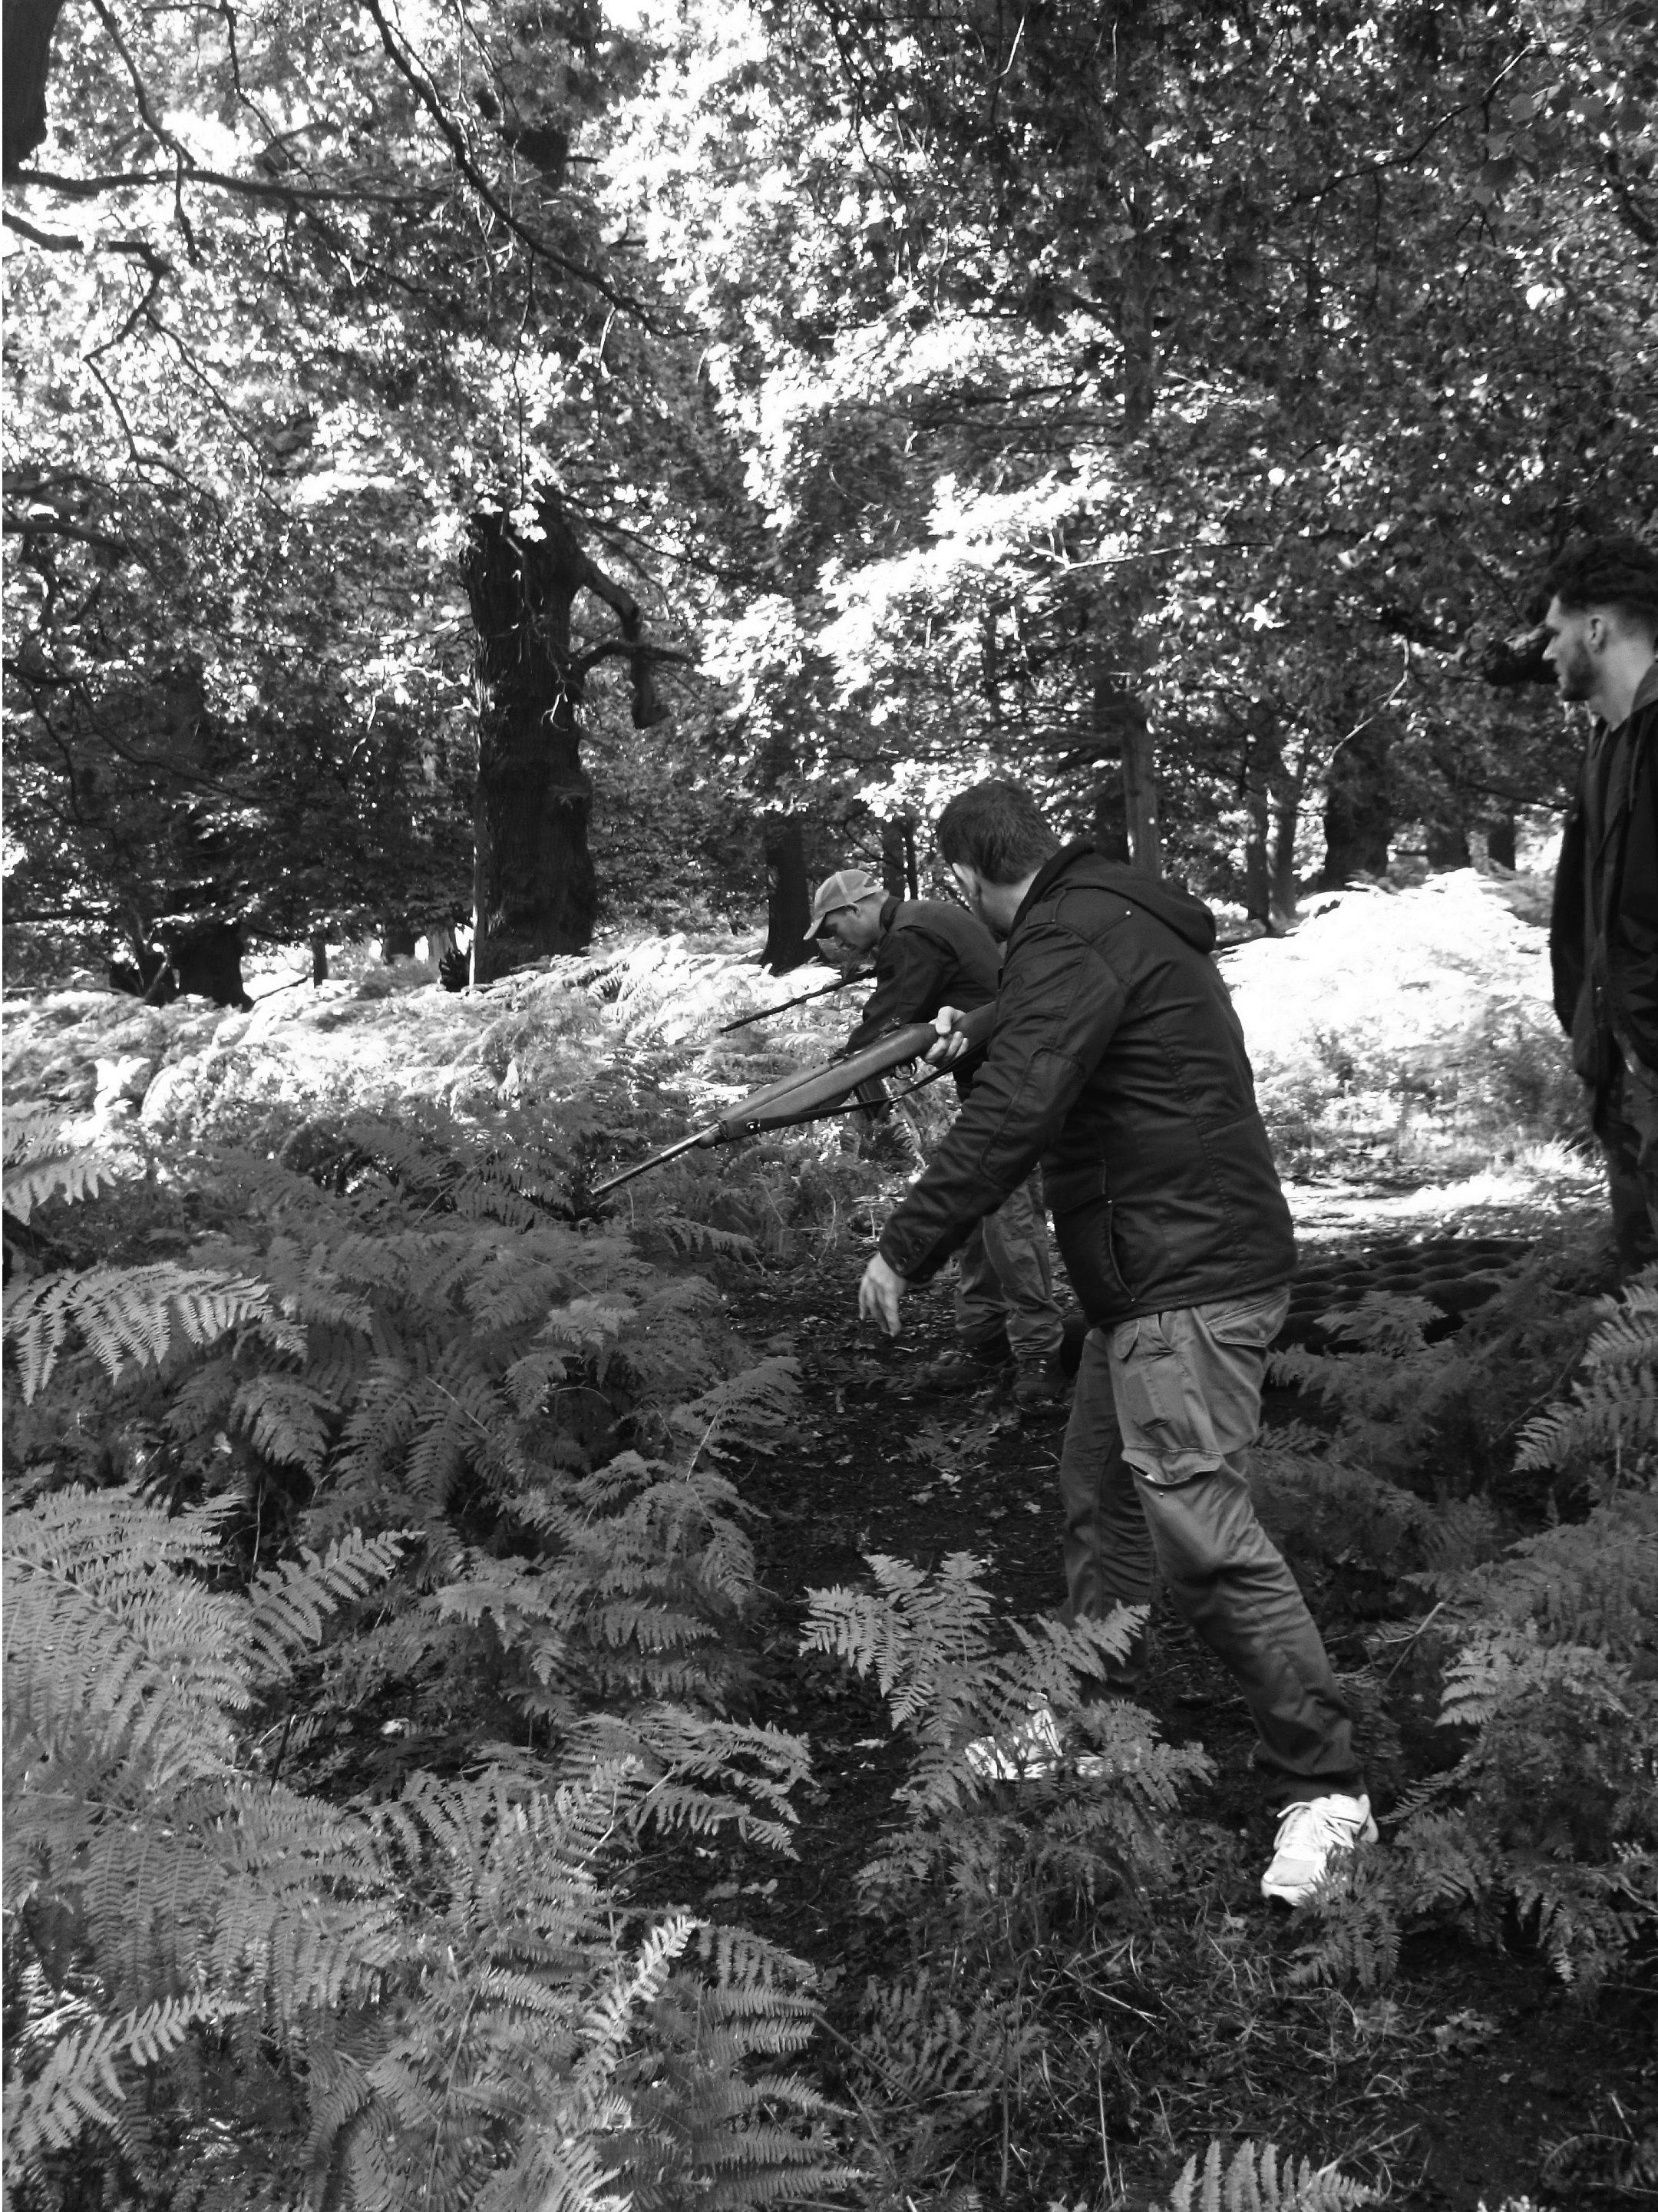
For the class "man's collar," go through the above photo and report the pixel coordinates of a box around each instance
[878,894,900,936]
[1632,660,1658,720]
[1009,841,1092,936]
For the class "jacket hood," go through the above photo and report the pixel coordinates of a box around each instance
[1029,841,1217,954]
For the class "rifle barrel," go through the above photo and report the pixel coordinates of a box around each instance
[588,1126,717,1200]
[715,970,865,1034]
[588,1002,997,1199]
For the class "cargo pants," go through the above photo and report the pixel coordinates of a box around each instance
[955,1173,1066,1364]
[1057,1285,1361,1802]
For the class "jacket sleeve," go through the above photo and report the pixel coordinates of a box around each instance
[877,921,1125,1281]
[845,928,953,1053]
[1549,773,1587,1039]
[1610,715,1658,1069]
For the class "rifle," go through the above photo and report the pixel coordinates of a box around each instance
[715,968,870,1034]
[590,1000,996,1199]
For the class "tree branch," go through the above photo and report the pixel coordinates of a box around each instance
[356,0,657,321]
[570,544,674,727]
[1,202,170,273]
[570,637,695,682]
[1287,48,1531,210]
[4,514,138,559]
[17,160,446,213]
[81,0,194,167]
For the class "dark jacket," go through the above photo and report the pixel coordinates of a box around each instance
[844,897,1002,1051]
[1549,663,1658,1081]
[877,844,1296,1324]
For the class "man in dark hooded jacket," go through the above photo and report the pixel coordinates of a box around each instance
[1541,534,1658,1274]
[857,780,1369,1906]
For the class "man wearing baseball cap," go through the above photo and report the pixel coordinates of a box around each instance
[807,866,1067,1404]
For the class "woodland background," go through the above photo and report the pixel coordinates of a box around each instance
[3,2,1657,2210]
[2,0,1654,978]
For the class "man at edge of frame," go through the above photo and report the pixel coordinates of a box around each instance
[1541,532,1658,1277]
[855,778,1370,1906]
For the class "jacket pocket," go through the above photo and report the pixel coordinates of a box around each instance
[1049,1166,1131,1322]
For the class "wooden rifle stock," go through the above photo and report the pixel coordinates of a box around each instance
[590,1000,996,1198]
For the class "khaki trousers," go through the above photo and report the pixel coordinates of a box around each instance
[1057,1285,1361,1803]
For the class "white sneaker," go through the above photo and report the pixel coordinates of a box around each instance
[1260,1793,1378,1905]
[963,1701,1065,1781]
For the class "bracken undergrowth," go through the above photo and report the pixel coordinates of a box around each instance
[4,936,1653,2209]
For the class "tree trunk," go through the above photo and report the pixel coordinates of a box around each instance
[880,815,919,900]
[880,815,907,900]
[3,0,64,175]
[1120,182,1158,435]
[1271,792,1301,921]
[1425,819,1471,870]
[1270,736,1310,921]
[310,932,329,987]
[1088,666,1134,861]
[380,923,418,961]
[1487,812,1517,870]
[1088,573,1159,875]
[1120,705,1162,878]
[463,506,594,977]
[762,815,813,973]
[461,494,667,984]
[1092,785,1128,861]
[1320,726,1392,887]
[1244,787,1272,930]
[1110,16,1158,435]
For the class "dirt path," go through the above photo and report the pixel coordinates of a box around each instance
[701,1230,1650,2212]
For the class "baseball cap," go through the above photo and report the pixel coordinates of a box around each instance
[804,867,883,939]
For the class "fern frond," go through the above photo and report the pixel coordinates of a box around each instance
[5,1263,272,1400]
[1154,2137,1379,2212]
[245,1532,405,1684]
[5,1106,74,1165]
[1515,1381,1658,1472]
[6,1992,238,2168]
[801,1552,996,1726]
[1515,1280,1658,1473]
[1432,1486,1658,1658]
[232,1372,335,1473]
[669,1357,801,1468]
[4,1143,123,1222]
[576,1913,698,2093]
[852,1967,1034,2118]
[1319,1290,1439,1355]
[5,1485,249,1790]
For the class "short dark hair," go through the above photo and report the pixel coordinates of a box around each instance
[936,779,1061,884]
[1541,534,1658,636]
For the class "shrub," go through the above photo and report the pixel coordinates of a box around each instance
[1292,1278,1658,2001]
[2,1092,854,2208]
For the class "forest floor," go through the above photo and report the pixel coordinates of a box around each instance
[7,878,1650,2207]
[678,1177,1653,2212]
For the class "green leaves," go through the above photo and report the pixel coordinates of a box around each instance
[5,1261,274,1400]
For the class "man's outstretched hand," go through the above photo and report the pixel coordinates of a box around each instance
[859,1252,908,1336]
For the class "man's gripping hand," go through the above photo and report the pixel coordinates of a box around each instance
[858,1252,909,1336]
[924,1005,974,1066]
